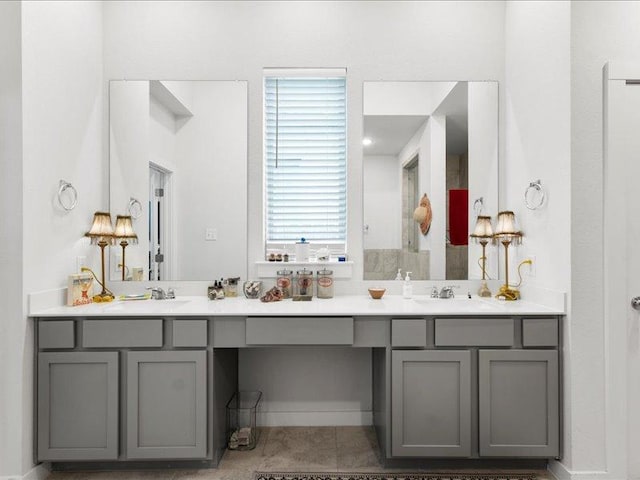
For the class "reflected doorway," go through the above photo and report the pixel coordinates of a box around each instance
[149,164,171,281]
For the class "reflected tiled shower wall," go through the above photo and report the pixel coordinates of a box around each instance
[363,249,430,280]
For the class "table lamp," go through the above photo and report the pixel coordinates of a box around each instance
[84,212,115,302]
[114,215,138,281]
[469,215,494,297]
[493,210,523,301]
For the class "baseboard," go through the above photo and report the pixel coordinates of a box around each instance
[0,463,50,480]
[257,411,372,426]
[548,461,616,480]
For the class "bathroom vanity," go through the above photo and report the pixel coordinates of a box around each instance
[31,295,563,470]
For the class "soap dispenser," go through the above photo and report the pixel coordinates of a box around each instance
[403,272,413,299]
[395,268,403,281]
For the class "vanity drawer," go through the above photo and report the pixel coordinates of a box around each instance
[39,320,75,349]
[435,318,514,346]
[83,319,163,348]
[522,317,558,347]
[245,317,353,345]
[391,319,427,347]
[173,320,208,347]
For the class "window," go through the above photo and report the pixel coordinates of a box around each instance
[264,70,347,252]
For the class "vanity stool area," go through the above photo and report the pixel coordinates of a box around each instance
[31,298,562,472]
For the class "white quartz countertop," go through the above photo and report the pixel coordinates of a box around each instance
[30,294,564,318]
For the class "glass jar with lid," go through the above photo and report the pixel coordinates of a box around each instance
[276,269,293,298]
[293,268,313,300]
[316,268,334,299]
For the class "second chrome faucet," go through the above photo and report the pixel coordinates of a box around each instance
[431,285,459,299]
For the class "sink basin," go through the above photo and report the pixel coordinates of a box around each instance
[412,296,499,312]
[101,299,191,313]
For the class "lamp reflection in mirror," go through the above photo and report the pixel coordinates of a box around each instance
[114,215,138,281]
[493,210,523,301]
[469,215,494,297]
[84,212,115,302]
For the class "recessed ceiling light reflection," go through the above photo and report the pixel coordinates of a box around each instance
[362,138,373,146]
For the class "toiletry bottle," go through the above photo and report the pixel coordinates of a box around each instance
[395,268,403,281]
[403,272,413,299]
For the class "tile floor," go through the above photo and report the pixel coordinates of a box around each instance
[46,427,548,480]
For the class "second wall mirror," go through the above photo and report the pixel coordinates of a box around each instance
[109,80,248,282]
[363,81,499,281]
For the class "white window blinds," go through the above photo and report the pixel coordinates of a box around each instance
[264,75,347,247]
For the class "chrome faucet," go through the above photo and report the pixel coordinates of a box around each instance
[146,287,176,300]
[439,286,458,299]
[430,286,440,298]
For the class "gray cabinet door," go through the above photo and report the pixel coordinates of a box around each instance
[38,352,119,461]
[479,350,559,457]
[391,350,471,457]
[126,350,207,459]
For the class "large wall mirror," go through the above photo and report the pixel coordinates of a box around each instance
[109,80,248,281]
[363,81,499,281]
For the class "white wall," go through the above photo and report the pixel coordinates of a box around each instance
[504,0,573,474]
[4,1,105,478]
[363,155,401,250]
[425,115,447,279]
[0,2,24,477]
[467,82,499,280]
[174,81,248,279]
[110,81,151,275]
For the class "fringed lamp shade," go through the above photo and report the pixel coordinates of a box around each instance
[114,215,138,244]
[494,211,522,244]
[470,216,494,242]
[85,212,115,245]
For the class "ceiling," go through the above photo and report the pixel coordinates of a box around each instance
[363,82,469,157]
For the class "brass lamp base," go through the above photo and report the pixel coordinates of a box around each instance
[478,281,492,298]
[92,292,115,303]
[495,285,520,301]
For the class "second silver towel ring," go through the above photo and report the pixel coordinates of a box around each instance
[473,197,484,215]
[57,180,78,211]
[128,197,143,219]
[525,180,546,210]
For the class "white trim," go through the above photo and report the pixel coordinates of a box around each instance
[548,460,619,480]
[28,288,66,314]
[0,463,51,480]
[263,67,346,78]
[257,410,371,427]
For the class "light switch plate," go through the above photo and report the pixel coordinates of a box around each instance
[205,228,217,241]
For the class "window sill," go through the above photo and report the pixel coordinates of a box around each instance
[255,261,354,279]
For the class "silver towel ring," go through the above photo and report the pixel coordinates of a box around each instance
[473,197,484,215]
[128,197,143,219]
[524,180,546,210]
[57,180,78,211]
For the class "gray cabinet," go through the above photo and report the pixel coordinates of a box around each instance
[479,350,559,457]
[126,350,207,459]
[38,352,119,461]
[391,350,471,457]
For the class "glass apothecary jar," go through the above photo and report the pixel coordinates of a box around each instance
[316,268,334,299]
[276,269,293,298]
